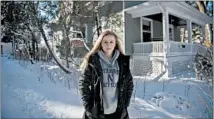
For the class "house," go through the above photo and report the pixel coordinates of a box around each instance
[1,42,13,55]
[91,1,213,78]
[1,36,13,55]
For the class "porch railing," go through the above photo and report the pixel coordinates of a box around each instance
[133,41,207,55]
[192,43,207,55]
[169,41,191,54]
[133,42,163,54]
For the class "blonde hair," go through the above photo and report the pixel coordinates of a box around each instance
[80,29,124,70]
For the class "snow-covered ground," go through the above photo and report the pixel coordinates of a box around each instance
[1,54,213,118]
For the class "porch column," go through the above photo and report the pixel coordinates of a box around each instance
[187,20,192,43]
[162,5,171,78]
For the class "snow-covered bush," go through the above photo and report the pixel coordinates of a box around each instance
[194,46,213,84]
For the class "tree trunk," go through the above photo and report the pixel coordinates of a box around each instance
[26,24,36,60]
[38,24,72,74]
[63,28,70,69]
[196,1,205,12]
[95,15,100,37]
[28,41,32,58]
[196,1,211,42]
[65,40,70,69]
[35,41,39,61]
[67,34,71,67]
[32,38,36,60]
[92,1,101,37]
[12,35,15,59]
[25,41,34,64]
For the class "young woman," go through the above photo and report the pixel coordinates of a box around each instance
[79,30,134,119]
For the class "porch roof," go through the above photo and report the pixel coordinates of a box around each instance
[124,1,212,26]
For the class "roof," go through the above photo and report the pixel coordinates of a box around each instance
[125,1,212,26]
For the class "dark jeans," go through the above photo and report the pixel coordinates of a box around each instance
[83,108,129,119]
[104,111,121,119]
[104,108,129,119]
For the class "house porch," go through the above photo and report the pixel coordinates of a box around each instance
[124,1,212,78]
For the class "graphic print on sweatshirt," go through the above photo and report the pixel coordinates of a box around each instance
[102,68,119,87]
[97,50,120,114]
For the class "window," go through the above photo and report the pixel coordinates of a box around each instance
[141,17,153,42]
[143,20,151,31]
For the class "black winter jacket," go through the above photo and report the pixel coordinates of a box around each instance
[79,52,134,119]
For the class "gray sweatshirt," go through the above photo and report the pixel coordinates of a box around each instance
[98,50,120,114]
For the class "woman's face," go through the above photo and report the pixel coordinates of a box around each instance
[101,35,116,55]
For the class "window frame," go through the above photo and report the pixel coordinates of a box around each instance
[141,17,153,42]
